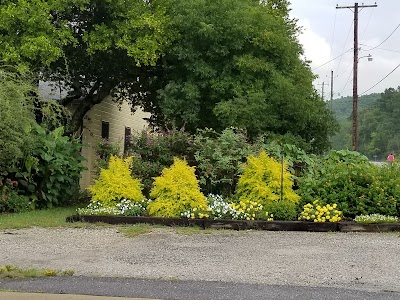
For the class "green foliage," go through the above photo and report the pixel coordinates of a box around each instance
[298,150,400,218]
[331,90,400,160]
[194,128,253,197]
[0,179,31,213]
[0,0,173,133]
[16,126,85,208]
[126,129,194,197]
[254,134,317,176]
[357,88,400,159]
[236,150,300,206]
[88,156,144,207]
[148,158,208,218]
[94,139,121,173]
[0,71,36,172]
[332,93,380,122]
[264,200,297,221]
[145,0,337,153]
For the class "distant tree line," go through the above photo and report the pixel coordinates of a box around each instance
[331,89,400,160]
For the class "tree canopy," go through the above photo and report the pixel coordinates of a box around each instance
[0,0,337,152]
[0,0,173,133]
[140,0,337,152]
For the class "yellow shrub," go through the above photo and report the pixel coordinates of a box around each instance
[236,150,300,206]
[298,200,342,222]
[148,158,208,218]
[88,156,144,206]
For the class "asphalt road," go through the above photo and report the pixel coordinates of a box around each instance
[1,276,400,300]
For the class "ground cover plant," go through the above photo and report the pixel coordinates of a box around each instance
[354,214,399,224]
[0,265,74,278]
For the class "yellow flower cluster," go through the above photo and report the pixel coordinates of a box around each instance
[298,200,342,222]
[189,207,211,219]
[230,200,273,221]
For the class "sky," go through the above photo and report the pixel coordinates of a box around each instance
[289,0,400,99]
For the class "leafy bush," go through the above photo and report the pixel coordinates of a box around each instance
[298,150,400,218]
[14,126,85,208]
[94,139,120,173]
[147,158,207,218]
[0,71,36,172]
[355,214,399,224]
[194,128,253,197]
[126,129,194,197]
[0,179,31,213]
[264,201,298,221]
[88,156,144,207]
[236,150,300,206]
[298,200,342,222]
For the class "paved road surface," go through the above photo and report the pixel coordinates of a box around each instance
[1,277,400,300]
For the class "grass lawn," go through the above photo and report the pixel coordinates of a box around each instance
[0,205,86,230]
[0,205,234,236]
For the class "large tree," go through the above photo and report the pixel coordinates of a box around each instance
[0,0,337,152]
[139,0,337,152]
[0,0,172,134]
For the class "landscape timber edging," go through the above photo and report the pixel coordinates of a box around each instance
[66,215,400,232]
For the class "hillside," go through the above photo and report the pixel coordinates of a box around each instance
[332,93,381,121]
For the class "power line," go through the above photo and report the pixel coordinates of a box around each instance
[311,48,353,71]
[326,8,339,78]
[362,23,400,52]
[360,63,400,95]
[360,43,400,54]
[335,20,354,76]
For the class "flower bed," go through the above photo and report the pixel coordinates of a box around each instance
[66,215,400,232]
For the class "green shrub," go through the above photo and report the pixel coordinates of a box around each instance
[14,126,85,208]
[88,156,144,207]
[194,128,253,197]
[148,158,208,218]
[298,150,400,218]
[0,179,31,213]
[0,71,36,172]
[126,129,194,197]
[94,139,120,173]
[236,150,300,206]
[264,200,298,221]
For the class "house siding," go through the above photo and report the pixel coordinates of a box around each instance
[80,97,149,189]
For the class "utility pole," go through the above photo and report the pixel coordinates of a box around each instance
[336,2,377,151]
[318,82,329,101]
[330,70,334,111]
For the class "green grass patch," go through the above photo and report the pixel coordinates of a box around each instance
[119,224,162,238]
[0,265,74,279]
[0,204,88,230]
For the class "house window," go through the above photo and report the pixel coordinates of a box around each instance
[101,121,109,140]
[124,127,131,154]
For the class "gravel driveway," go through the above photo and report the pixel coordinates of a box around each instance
[1,227,399,292]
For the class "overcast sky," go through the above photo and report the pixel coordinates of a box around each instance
[289,0,400,99]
